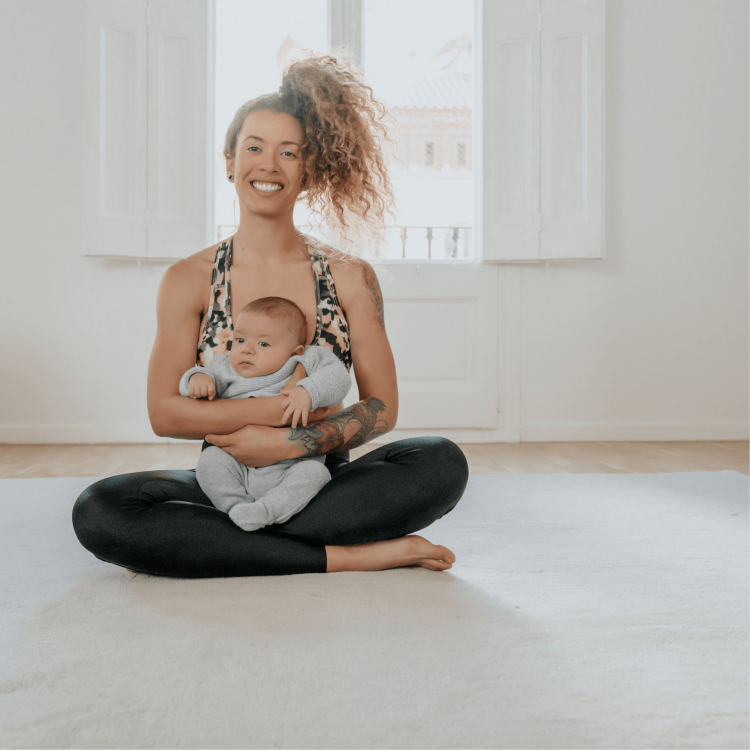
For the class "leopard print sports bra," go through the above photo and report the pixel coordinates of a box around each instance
[196,232,352,372]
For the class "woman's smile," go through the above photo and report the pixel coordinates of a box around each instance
[251,181,283,192]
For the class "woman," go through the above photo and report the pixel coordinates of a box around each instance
[72,53,469,578]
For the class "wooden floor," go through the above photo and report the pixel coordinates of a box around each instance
[0,441,746,478]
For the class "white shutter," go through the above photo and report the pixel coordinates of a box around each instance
[540,0,605,260]
[483,0,541,262]
[147,0,211,259]
[84,0,148,257]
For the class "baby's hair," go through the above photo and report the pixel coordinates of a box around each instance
[236,297,307,346]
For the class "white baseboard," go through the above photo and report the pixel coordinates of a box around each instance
[0,424,199,444]
[519,421,749,442]
[380,422,749,443]
[1,422,746,445]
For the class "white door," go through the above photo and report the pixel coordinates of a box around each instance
[374,264,499,430]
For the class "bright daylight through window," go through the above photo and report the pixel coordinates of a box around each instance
[214,0,476,260]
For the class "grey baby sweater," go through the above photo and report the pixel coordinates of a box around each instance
[180,347,351,533]
[179,346,351,409]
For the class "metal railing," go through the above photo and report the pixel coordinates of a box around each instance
[394,226,472,259]
[216,224,473,260]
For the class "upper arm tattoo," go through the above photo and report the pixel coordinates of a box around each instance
[362,263,385,331]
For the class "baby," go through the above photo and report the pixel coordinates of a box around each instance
[179,296,351,532]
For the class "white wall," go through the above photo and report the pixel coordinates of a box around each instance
[0,0,163,442]
[520,0,749,441]
[0,0,746,444]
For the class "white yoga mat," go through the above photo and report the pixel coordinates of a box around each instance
[1,471,748,749]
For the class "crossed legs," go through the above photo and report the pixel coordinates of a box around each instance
[72,437,469,578]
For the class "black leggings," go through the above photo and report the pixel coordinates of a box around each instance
[72,437,469,578]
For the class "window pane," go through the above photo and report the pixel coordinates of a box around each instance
[363,0,475,260]
[214,0,327,243]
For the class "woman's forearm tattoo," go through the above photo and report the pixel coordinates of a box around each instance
[362,264,385,331]
[287,397,388,455]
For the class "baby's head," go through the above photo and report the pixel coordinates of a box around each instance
[229,297,307,378]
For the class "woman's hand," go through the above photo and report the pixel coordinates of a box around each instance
[205,425,291,468]
[205,401,330,466]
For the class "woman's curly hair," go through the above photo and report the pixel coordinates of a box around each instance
[223,50,397,253]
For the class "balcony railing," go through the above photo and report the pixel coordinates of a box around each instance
[390,226,472,259]
[216,224,474,260]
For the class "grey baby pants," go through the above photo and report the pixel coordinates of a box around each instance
[196,446,331,532]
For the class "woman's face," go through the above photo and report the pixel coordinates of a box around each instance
[227,110,305,219]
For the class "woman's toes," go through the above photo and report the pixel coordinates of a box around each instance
[420,559,452,571]
[402,536,455,569]
[437,546,456,564]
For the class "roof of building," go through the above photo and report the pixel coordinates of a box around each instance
[383,74,473,111]
[275,34,474,112]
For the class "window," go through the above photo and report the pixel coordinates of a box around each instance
[84,0,604,263]
[212,0,477,260]
[362,0,476,260]
[424,142,435,167]
[214,0,328,244]
[457,142,466,167]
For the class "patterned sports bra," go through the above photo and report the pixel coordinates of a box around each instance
[196,232,352,372]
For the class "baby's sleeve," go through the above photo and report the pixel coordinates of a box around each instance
[294,348,351,410]
[179,358,222,398]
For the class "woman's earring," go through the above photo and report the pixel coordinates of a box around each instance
[228,174,234,182]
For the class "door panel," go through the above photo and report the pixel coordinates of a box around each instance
[540,0,605,260]
[378,263,498,430]
[84,0,148,257]
[147,0,210,258]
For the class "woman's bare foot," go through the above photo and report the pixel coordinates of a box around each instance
[325,535,456,573]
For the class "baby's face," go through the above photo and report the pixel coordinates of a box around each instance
[229,311,304,378]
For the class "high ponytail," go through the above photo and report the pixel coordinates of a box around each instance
[223,50,397,252]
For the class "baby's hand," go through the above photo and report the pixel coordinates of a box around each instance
[279,386,313,428]
[188,373,216,400]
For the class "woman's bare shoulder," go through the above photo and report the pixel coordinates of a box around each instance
[158,244,218,308]
[327,250,382,301]
[324,247,371,280]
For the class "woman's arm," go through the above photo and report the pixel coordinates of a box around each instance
[147,258,326,440]
[284,257,398,456]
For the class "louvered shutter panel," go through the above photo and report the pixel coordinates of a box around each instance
[147,0,211,259]
[540,0,605,260]
[84,0,148,257]
[483,0,541,262]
